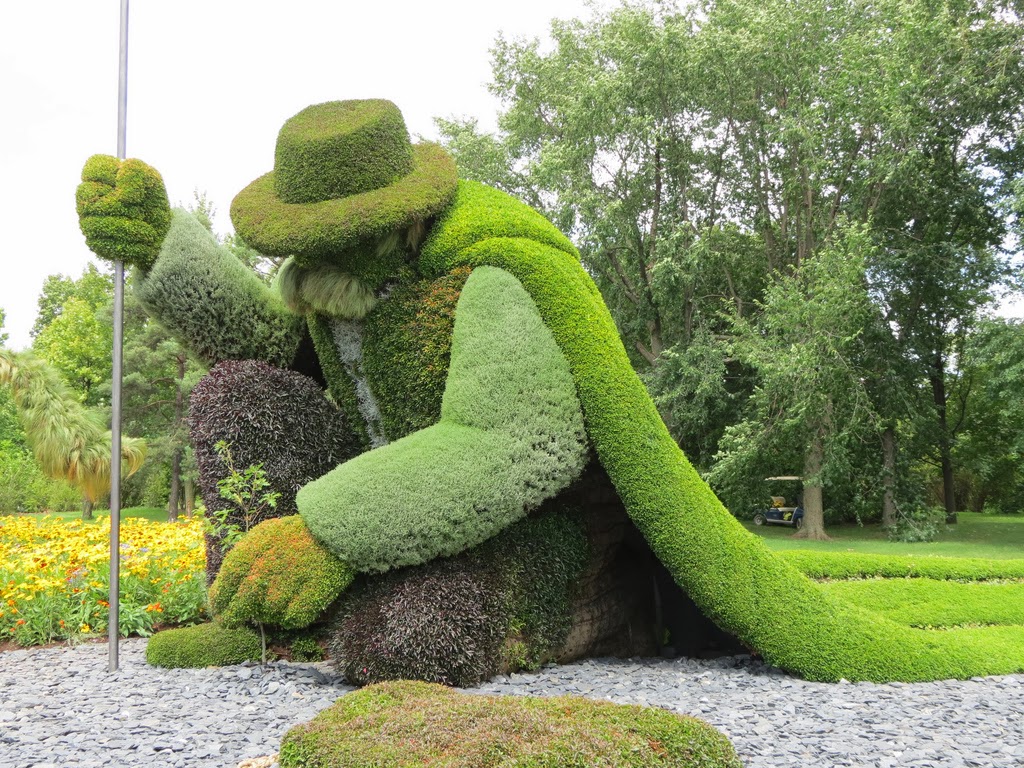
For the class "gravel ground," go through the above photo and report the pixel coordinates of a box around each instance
[0,638,1021,768]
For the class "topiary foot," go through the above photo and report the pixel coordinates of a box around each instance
[209,515,355,630]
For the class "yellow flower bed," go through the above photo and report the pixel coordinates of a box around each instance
[0,515,207,646]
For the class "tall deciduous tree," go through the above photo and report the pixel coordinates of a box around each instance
[710,225,881,538]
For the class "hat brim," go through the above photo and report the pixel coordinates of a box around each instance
[230,142,457,264]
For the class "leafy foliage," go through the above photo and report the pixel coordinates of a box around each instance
[145,622,262,668]
[188,360,356,580]
[33,297,112,407]
[280,680,743,768]
[210,515,354,630]
[30,264,113,340]
[134,209,305,369]
[298,267,588,573]
[206,440,281,549]
[362,266,471,440]
[0,348,145,505]
[330,510,586,686]
[76,155,172,269]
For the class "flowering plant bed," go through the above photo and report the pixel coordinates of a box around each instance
[0,514,206,646]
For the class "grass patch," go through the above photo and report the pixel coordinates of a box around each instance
[743,512,1024,560]
[821,579,1024,628]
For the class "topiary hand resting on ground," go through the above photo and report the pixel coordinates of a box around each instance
[81,99,1024,684]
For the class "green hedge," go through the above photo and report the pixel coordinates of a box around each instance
[210,515,354,629]
[417,186,1024,682]
[134,210,305,368]
[362,266,472,440]
[76,155,172,269]
[146,623,262,668]
[273,100,414,204]
[280,680,743,768]
[781,550,1024,581]
[298,267,588,573]
[329,510,587,686]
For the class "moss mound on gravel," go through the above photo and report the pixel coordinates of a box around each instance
[279,680,742,768]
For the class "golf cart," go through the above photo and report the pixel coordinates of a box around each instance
[752,476,804,529]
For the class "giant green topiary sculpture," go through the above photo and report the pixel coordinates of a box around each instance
[77,99,1024,684]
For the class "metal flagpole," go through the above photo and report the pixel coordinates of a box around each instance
[110,0,130,673]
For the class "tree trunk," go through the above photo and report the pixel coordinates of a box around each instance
[82,497,93,521]
[184,478,195,518]
[796,429,829,540]
[167,448,181,523]
[930,359,957,523]
[881,426,897,528]
[167,352,186,523]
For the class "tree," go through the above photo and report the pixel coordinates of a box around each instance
[709,225,881,538]
[0,348,145,518]
[444,0,1023,519]
[31,264,115,407]
[33,297,112,406]
[120,288,203,520]
[30,264,113,339]
[0,307,7,346]
[953,319,1024,514]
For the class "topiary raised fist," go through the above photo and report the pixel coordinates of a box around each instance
[76,154,172,269]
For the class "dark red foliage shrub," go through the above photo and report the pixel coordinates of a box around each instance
[189,360,358,581]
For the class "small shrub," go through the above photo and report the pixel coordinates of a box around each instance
[279,680,743,768]
[146,622,262,668]
[887,505,944,543]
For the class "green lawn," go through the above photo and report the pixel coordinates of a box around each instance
[10,506,174,524]
[745,511,1024,642]
[743,511,1024,560]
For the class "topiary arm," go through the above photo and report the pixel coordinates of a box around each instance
[297,266,589,573]
[133,209,306,369]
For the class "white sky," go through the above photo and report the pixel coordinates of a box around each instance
[0,0,612,350]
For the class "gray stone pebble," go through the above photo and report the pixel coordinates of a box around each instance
[0,640,1021,767]
[474,656,1024,768]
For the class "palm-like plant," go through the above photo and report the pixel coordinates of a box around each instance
[0,348,145,516]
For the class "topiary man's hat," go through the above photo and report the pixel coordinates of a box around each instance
[230,100,457,267]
